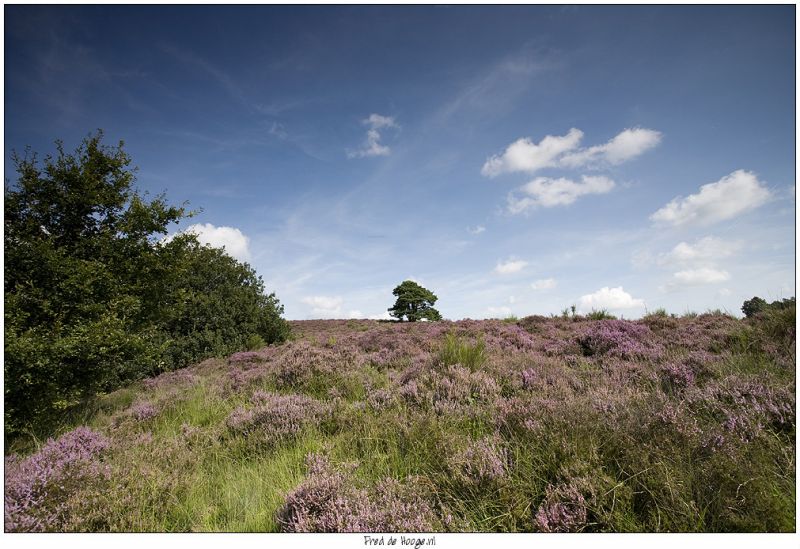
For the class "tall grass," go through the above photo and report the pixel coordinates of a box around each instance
[438,332,487,370]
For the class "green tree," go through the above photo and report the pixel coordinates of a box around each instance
[4,131,289,436]
[387,280,442,322]
[741,296,768,318]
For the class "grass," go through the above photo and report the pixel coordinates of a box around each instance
[5,312,796,533]
[438,332,487,371]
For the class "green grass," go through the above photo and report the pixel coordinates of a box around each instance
[438,332,487,371]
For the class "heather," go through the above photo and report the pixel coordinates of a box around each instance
[4,308,795,532]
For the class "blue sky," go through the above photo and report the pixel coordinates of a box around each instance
[5,5,795,320]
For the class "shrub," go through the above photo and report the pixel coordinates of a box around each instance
[4,132,289,437]
[5,427,111,532]
[226,391,331,445]
[276,454,438,532]
[741,297,768,318]
[586,309,616,320]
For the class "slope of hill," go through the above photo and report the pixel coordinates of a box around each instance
[5,311,795,532]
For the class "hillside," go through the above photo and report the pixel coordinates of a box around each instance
[5,311,796,532]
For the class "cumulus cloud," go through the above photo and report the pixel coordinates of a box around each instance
[176,223,251,262]
[672,268,731,285]
[650,170,771,227]
[507,175,615,213]
[578,286,645,311]
[468,225,486,235]
[347,113,398,158]
[494,258,528,274]
[347,310,364,319]
[560,127,662,168]
[531,278,557,290]
[481,127,660,177]
[302,295,343,317]
[481,128,583,177]
[657,236,740,267]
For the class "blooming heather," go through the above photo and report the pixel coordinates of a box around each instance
[533,482,589,533]
[276,454,437,532]
[128,401,159,421]
[451,436,508,484]
[227,391,331,444]
[5,427,111,532]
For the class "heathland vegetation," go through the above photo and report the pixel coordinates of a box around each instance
[4,307,795,531]
[3,133,795,533]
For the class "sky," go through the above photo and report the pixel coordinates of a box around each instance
[4,5,796,320]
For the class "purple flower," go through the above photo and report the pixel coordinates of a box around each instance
[128,401,158,421]
[533,482,588,533]
[277,454,437,532]
[227,391,331,444]
[5,427,111,532]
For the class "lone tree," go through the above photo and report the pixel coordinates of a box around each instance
[388,280,442,322]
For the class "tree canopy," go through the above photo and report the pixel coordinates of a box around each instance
[4,131,289,436]
[387,280,442,322]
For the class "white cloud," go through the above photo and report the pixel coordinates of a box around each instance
[531,278,557,290]
[301,295,343,317]
[347,114,398,158]
[487,305,513,317]
[364,114,397,129]
[368,311,393,320]
[347,310,364,319]
[481,128,583,177]
[508,175,615,213]
[579,286,645,311]
[481,127,661,177]
[673,268,731,285]
[468,225,486,235]
[494,259,528,274]
[178,223,251,262]
[560,127,662,168]
[658,236,740,267]
[650,170,771,227]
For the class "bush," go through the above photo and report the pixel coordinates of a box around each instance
[4,132,289,436]
[586,309,616,320]
[742,297,768,318]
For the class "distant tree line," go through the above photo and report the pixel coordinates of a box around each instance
[4,132,289,436]
[741,296,795,318]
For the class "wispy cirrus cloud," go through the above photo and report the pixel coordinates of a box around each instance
[650,170,771,227]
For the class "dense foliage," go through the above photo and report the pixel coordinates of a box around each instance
[4,132,289,436]
[4,306,794,532]
[742,295,795,318]
[388,280,442,322]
